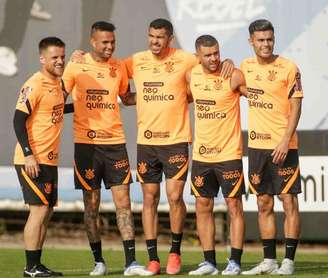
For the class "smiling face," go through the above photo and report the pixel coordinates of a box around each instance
[249,30,275,62]
[197,43,220,74]
[148,27,172,57]
[40,46,65,79]
[91,30,115,61]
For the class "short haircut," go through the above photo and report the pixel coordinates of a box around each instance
[91,21,116,36]
[149,18,173,37]
[249,19,274,35]
[38,37,65,53]
[195,35,218,50]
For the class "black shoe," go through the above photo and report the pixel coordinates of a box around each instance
[39,264,63,276]
[23,265,52,277]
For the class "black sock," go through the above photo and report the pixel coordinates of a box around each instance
[25,250,41,270]
[169,232,183,255]
[204,250,216,266]
[230,248,243,265]
[37,249,42,264]
[90,241,104,263]
[123,240,136,267]
[262,239,276,259]
[285,238,299,261]
[146,239,159,262]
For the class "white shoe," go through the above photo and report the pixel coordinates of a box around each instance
[89,262,107,276]
[222,259,241,275]
[189,261,219,275]
[241,259,278,275]
[124,261,153,276]
[30,1,52,20]
[272,258,294,275]
[0,46,17,77]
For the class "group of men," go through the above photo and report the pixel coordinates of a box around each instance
[13,17,303,277]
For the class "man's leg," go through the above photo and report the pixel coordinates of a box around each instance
[275,194,300,275]
[189,197,218,275]
[142,183,161,274]
[24,205,51,270]
[83,189,104,264]
[225,197,244,264]
[112,185,135,267]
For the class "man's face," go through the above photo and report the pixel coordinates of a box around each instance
[40,46,65,78]
[197,44,220,73]
[249,30,275,60]
[148,27,172,56]
[91,30,115,59]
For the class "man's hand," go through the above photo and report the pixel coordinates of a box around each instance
[271,138,289,165]
[24,155,40,179]
[71,50,86,63]
[220,59,235,79]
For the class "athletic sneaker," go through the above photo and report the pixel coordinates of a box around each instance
[23,265,52,277]
[124,261,153,276]
[241,258,278,275]
[222,259,241,275]
[89,262,107,276]
[166,253,181,274]
[39,264,63,276]
[188,261,219,275]
[272,258,295,275]
[147,260,161,275]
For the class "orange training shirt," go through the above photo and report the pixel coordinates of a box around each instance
[241,56,303,150]
[190,64,243,163]
[14,72,64,166]
[125,48,198,145]
[63,53,128,144]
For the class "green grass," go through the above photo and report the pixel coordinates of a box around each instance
[0,248,327,277]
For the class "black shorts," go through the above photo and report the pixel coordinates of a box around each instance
[248,148,301,195]
[15,164,58,207]
[74,143,132,190]
[190,159,245,198]
[136,143,189,183]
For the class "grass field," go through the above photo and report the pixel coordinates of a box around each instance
[1,248,327,277]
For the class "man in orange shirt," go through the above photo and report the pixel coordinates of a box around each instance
[13,37,65,277]
[186,35,247,276]
[241,19,303,276]
[63,21,150,276]
[124,19,234,275]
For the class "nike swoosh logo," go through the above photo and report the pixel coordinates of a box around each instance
[286,245,294,248]
[247,70,253,73]
[177,164,185,169]
[232,180,239,186]
[147,246,155,250]
[284,176,292,182]
[82,69,91,72]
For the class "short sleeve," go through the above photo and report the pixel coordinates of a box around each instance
[287,63,303,99]
[124,56,134,79]
[62,61,76,93]
[15,82,42,114]
[118,60,129,96]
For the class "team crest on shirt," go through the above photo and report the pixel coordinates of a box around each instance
[85,169,95,180]
[109,66,117,78]
[19,86,33,103]
[267,70,277,81]
[255,75,262,81]
[194,176,204,187]
[250,174,261,185]
[164,61,174,73]
[44,183,52,194]
[138,162,147,174]
[214,79,223,90]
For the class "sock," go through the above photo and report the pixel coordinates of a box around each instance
[230,248,243,265]
[169,232,183,255]
[146,239,160,262]
[123,239,136,267]
[37,249,42,264]
[204,250,216,266]
[25,250,40,270]
[90,241,104,263]
[285,238,299,261]
[262,239,277,259]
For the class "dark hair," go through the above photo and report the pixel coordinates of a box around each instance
[195,35,218,50]
[149,18,173,37]
[91,21,116,36]
[38,37,65,53]
[249,19,274,35]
